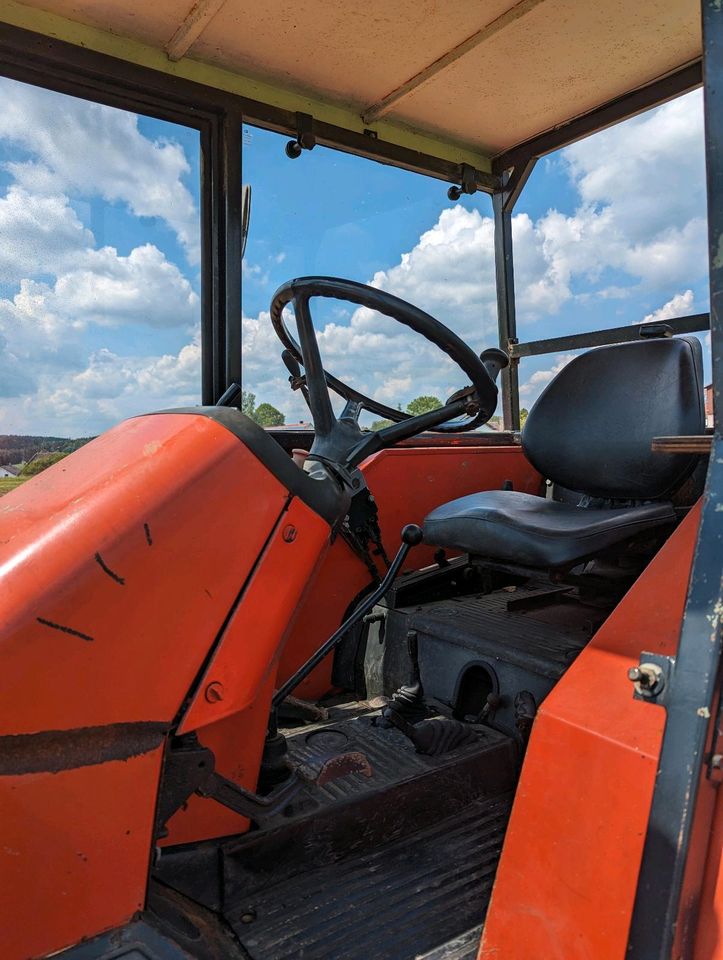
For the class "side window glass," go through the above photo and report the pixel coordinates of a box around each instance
[0,77,201,482]
[513,88,709,412]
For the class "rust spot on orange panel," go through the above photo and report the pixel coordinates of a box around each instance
[0,722,167,775]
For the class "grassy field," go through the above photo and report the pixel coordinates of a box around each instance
[0,477,27,497]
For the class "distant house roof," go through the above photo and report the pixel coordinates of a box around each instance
[267,422,313,430]
[1,464,20,476]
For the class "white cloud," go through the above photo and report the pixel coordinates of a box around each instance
[0,186,92,282]
[0,77,199,262]
[539,91,707,295]
[563,92,706,242]
[49,244,199,329]
[0,336,202,435]
[0,80,202,433]
[0,244,198,364]
[0,330,36,398]
[643,289,695,324]
[519,353,577,402]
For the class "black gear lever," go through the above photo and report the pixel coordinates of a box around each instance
[272,524,423,711]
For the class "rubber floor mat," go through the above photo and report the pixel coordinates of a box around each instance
[226,793,511,960]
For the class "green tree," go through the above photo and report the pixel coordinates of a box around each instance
[370,418,394,431]
[241,391,256,418]
[406,395,442,416]
[254,403,285,427]
[519,408,529,427]
[20,452,67,476]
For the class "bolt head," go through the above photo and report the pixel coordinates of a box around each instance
[282,524,297,543]
[204,681,224,703]
[629,662,665,697]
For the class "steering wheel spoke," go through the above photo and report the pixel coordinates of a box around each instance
[339,398,363,424]
[293,293,335,437]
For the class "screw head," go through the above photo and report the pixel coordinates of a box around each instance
[204,681,224,703]
[282,524,297,543]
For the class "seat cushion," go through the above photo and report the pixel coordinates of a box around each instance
[423,490,676,568]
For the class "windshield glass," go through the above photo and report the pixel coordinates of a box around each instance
[241,124,499,430]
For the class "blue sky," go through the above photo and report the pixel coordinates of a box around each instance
[0,76,710,434]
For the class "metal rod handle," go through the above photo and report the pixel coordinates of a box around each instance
[272,524,423,708]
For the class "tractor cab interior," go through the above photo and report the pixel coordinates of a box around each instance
[148,285,708,960]
[0,3,721,960]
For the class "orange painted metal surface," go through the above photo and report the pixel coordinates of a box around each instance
[0,748,163,960]
[163,673,279,845]
[179,498,331,733]
[479,502,702,960]
[0,413,293,959]
[279,444,541,700]
[0,414,289,733]
[165,498,332,844]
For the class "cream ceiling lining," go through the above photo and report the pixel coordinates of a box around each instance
[2,0,703,163]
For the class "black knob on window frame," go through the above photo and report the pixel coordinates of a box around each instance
[479,347,509,383]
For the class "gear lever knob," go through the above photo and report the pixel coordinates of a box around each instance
[401,524,423,546]
[479,348,509,383]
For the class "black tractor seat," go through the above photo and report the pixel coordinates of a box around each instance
[424,333,704,569]
[423,490,676,568]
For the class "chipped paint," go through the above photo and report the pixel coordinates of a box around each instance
[698,706,712,718]
[707,599,723,631]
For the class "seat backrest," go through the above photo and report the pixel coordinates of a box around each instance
[521,335,705,500]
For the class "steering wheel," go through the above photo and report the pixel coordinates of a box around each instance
[270,276,501,469]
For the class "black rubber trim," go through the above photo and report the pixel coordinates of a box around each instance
[143,407,349,526]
